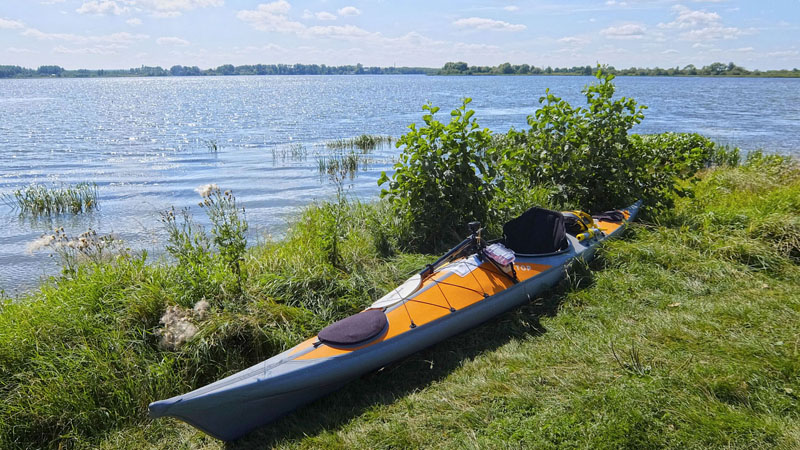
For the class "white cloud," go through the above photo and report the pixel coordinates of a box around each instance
[662,49,678,54]
[682,25,746,40]
[767,50,799,57]
[306,24,376,40]
[233,43,287,55]
[733,47,753,52]
[315,11,336,21]
[76,1,129,15]
[22,28,149,45]
[452,17,526,32]
[656,5,748,42]
[503,6,519,12]
[6,47,35,53]
[0,18,25,29]
[53,44,125,55]
[128,0,224,17]
[659,5,720,29]
[558,36,589,45]
[605,0,628,6]
[157,36,190,46]
[126,17,142,26]
[238,3,377,40]
[236,1,304,33]
[600,24,646,39]
[40,0,66,4]
[337,6,361,17]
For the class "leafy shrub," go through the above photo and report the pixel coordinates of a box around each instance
[493,69,741,211]
[379,99,495,251]
[382,69,745,248]
[628,132,740,207]
[493,68,646,211]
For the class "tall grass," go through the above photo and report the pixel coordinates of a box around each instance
[326,134,393,152]
[2,182,98,216]
[316,151,369,180]
[271,143,307,163]
[0,189,422,448]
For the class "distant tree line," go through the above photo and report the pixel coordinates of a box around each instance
[438,61,800,77]
[0,63,437,79]
[3,62,798,79]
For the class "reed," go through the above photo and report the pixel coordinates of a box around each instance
[325,134,393,152]
[316,151,369,180]
[2,182,98,216]
[206,139,219,152]
[272,143,308,162]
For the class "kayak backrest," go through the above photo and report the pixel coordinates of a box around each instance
[318,309,388,347]
[503,207,568,255]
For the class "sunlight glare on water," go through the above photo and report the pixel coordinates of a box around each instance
[1,75,798,291]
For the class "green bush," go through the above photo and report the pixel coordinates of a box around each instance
[492,68,646,211]
[379,99,495,251]
[381,68,744,249]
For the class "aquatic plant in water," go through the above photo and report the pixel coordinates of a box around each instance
[317,152,366,181]
[2,182,98,216]
[325,134,393,152]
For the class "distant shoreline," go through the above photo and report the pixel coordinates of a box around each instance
[3,73,800,80]
[2,61,799,79]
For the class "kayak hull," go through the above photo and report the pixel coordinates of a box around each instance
[149,202,641,441]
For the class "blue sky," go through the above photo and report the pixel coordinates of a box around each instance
[1,0,798,70]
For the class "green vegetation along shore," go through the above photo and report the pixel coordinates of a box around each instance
[1,71,797,449]
[2,61,798,79]
[0,63,436,79]
[438,61,800,77]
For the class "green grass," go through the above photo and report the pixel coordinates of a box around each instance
[1,157,799,449]
[2,182,98,216]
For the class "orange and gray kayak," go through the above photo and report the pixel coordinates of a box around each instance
[149,201,641,441]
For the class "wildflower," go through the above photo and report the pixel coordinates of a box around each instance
[194,183,219,198]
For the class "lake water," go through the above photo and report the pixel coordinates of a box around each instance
[1,75,799,292]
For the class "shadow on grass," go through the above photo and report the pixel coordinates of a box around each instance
[226,259,599,449]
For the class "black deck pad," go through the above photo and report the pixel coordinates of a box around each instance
[503,207,568,254]
[318,309,388,347]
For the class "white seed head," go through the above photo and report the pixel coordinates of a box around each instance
[194,183,219,198]
[26,235,56,254]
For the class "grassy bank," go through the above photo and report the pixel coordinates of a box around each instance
[1,154,797,449]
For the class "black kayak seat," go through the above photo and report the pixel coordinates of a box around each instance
[503,207,568,255]
[318,309,388,347]
[593,210,625,222]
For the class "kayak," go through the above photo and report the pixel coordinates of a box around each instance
[149,201,641,441]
